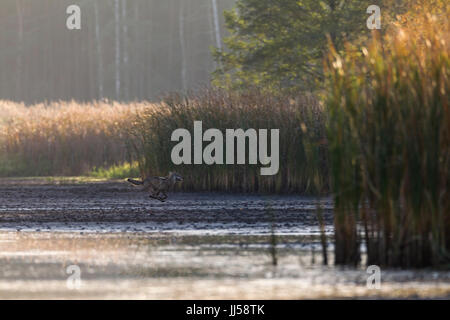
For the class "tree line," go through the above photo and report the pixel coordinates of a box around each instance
[0,0,235,104]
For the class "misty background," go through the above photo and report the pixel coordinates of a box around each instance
[0,0,235,104]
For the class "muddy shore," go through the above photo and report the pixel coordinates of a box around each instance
[0,181,333,234]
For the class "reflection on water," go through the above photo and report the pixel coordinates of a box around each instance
[0,232,449,299]
[0,185,448,299]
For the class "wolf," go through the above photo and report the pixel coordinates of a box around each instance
[127,172,183,202]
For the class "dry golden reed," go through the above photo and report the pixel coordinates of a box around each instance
[0,100,152,176]
[0,92,328,196]
[326,12,449,268]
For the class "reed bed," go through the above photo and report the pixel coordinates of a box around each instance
[128,89,328,194]
[325,14,449,267]
[0,92,328,194]
[0,100,148,176]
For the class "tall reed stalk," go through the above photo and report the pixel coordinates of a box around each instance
[325,14,449,267]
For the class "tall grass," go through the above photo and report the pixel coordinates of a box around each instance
[0,93,328,194]
[128,89,328,194]
[0,101,147,176]
[325,14,449,267]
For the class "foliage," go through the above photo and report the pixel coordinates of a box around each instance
[213,0,378,93]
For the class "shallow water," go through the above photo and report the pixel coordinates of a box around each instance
[0,232,449,299]
[0,182,449,299]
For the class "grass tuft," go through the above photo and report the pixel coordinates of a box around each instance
[88,162,140,180]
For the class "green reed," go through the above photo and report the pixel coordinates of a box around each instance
[127,88,328,194]
[325,17,449,267]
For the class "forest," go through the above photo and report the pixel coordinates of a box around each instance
[0,0,234,103]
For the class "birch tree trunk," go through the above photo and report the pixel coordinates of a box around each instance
[121,0,129,100]
[114,0,121,100]
[15,0,24,100]
[179,1,187,92]
[94,1,104,99]
[211,0,222,50]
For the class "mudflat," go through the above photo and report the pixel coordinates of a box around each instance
[0,180,449,299]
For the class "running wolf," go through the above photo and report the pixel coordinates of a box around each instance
[127,172,183,202]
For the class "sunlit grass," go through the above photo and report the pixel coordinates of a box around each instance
[0,100,151,176]
[88,162,140,179]
[0,93,328,194]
